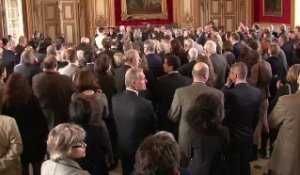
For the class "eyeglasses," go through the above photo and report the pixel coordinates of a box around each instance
[72,142,87,149]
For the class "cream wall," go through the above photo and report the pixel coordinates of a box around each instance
[295,0,300,26]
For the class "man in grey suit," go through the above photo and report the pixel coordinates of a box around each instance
[168,62,224,157]
[268,75,300,175]
[204,40,229,89]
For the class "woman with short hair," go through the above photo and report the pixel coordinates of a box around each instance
[41,123,90,175]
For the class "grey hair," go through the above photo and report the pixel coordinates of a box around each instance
[47,123,86,161]
[188,47,199,61]
[204,40,217,54]
[125,67,144,88]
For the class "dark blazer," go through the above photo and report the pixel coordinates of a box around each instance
[232,42,242,59]
[76,125,109,175]
[156,72,191,137]
[112,90,157,175]
[112,90,157,156]
[2,95,48,163]
[2,49,16,76]
[281,42,294,66]
[114,64,131,93]
[146,53,163,78]
[14,63,42,84]
[32,71,75,129]
[188,127,229,175]
[222,83,261,148]
[178,60,197,79]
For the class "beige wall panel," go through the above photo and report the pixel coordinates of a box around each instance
[62,3,74,20]
[44,3,57,21]
[224,17,234,31]
[225,0,234,15]
[45,24,57,39]
[64,23,75,44]
[211,0,220,14]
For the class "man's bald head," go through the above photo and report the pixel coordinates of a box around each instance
[192,62,209,82]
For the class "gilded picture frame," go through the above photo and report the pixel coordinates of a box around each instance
[121,0,168,20]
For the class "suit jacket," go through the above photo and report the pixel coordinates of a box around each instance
[0,115,23,175]
[112,90,157,157]
[169,82,224,155]
[41,159,90,175]
[14,63,42,84]
[156,72,191,137]
[280,42,294,66]
[209,53,228,89]
[188,127,229,175]
[32,72,75,129]
[146,53,163,78]
[268,91,300,175]
[178,60,196,79]
[2,49,16,76]
[114,65,131,93]
[222,83,260,149]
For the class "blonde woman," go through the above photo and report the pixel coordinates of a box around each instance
[41,123,90,175]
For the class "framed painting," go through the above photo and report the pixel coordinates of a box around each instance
[263,0,283,17]
[254,0,292,24]
[121,0,168,20]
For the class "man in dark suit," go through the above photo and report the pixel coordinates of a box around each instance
[169,62,224,158]
[222,62,261,175]
[144,39,163,78]
[229,32,243,59]
[178,47,198,79]
[2,41,16,76]
[32,55,75,129]
[278,34,294,66]
[113,67,157,175]
[156,54,191,139]
[114,49,140,93]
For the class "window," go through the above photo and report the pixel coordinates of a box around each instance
[5,0,24,41]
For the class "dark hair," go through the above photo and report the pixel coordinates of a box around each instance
[3,73,33,109]
[38,37,53,53]
[55,36,65,50]
[134,133,180,175]
[230,32,240,41]
[186,93,222,134]
[69,98,92,125]
[164,53,181,71]
[102,37,112,50]
[246,39,259,51]
[94,54,112,74]
[74,69,99,92]
[170,39,184,53]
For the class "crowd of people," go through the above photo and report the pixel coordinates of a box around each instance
[0,21,300,175]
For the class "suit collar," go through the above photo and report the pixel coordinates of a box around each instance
[124,89,138,96]
[192,81,206,86]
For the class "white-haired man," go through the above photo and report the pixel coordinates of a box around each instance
[204,40,228,89]
[113,67,157,175]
